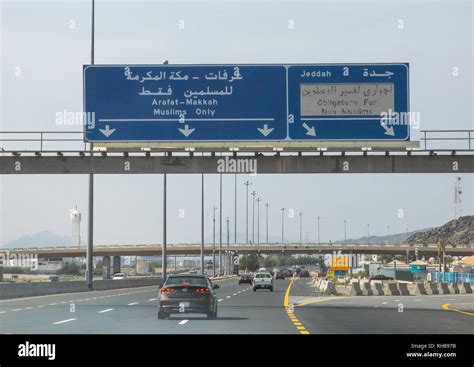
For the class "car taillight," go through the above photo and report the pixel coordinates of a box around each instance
[160,287,176,293]
[194,287,209,293]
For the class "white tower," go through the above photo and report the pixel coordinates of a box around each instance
[70,207,81,247]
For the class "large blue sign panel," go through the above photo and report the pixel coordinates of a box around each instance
[83,65,287,142]
[83,63,409,142]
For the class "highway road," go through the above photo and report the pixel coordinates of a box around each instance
[0,277,472,334]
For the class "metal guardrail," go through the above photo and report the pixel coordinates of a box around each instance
[420,130,473,150]
[0,130,473,153]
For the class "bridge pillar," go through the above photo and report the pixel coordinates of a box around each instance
[113,256,121,274]
[103,256,111,279]
[0,266,3,282]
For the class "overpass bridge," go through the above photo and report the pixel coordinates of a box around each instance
[2,243,473,258]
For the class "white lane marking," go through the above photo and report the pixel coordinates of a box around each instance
[226,296,231,299]
[24,307,33,310]
[233,293,237,296]
[53,318,77,325]
[395,299,400,302]
[218,299,223,302]
[11,308,23,312]
[98,308,114,313]
[382,302,388,305]
[179,320,189,325]
[128,302,138,306]
[148,298,157,302]
[414,299,422,302]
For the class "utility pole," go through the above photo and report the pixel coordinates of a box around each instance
[256,197,262,245]
[243,181,252,244]
[265,203,269,244]
[280,208,286,244]
[251,190,257,244]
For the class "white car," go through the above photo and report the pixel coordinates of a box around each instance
[253,272,273,292]
[112,273,125,280]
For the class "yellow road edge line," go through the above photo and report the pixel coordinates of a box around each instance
[442,303,474,316]
[283,279,311,335]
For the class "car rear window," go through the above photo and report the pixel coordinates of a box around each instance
[256,274,271,278]
[166,277,207,286]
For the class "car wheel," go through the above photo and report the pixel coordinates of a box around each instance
[253,287,256,292]
[158,311,167,320]
[270,287,274,292]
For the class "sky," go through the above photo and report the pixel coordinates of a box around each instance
[0,0,473,246]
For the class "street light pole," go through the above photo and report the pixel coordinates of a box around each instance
[200,174,205,275]
[219,174,223,275]
[256,198,262,246]
[367,223,370,245]
[234,174,237,244]
[213,205,217,276]
[317,216,320,245]
[251,190,257,244]
[280,208,286,244]
[299,212,303,245]
[226,217,230,247]
[344,220,347,246]
[162,174,167,280]
[265,203,269,244]
[243,181,252,244]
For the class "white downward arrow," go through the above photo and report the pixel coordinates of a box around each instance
[302,123,316,136]
[99,125,116,138]
[381,122,395,136]
[257,124,274,137]
[178,124,195,137]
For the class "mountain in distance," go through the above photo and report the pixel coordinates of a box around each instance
[341,229,427,245]
[406,216,473,246]
[1,231,74,248]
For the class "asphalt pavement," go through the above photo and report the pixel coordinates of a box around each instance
[0,276,472,334]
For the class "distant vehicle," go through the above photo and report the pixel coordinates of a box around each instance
[158,275,219,319]
[299,269,310,277]
[275,271,286,280]
[112,273,125,280]
[257,268,269,273]
[369,275,393,282]
[253,272,274,292]
[189,269,198,274]
[49,275,60,282]
[239,273,253,285]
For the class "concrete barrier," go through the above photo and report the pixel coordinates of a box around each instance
[426,282,439,295]
[448,283,460,294]
[412,283,428,295]
[372,282,385,296]
[361,282,373,296]
[384,282,401,296]
[459,282,473,294]
[397,283,410,296]
[0,277,163,300]
[349,282,363,296]
[438,282,451,295]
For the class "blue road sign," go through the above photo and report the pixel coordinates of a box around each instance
[288,64,409,140]
[83,65,287,142]
[83,63,409,143]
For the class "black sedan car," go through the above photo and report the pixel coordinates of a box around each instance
[239,273,253,284]
[299,269,310,277]
[158,275,219,319]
